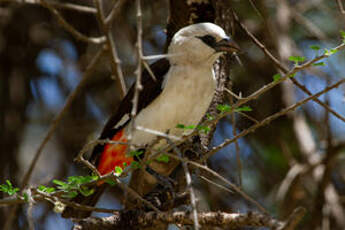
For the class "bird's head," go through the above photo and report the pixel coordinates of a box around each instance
[168,22,240,66]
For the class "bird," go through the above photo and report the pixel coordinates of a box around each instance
[62,22,240,218]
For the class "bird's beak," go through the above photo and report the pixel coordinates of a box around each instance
[214,37,240,53]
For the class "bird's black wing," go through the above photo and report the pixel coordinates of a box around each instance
[90,58,170,164]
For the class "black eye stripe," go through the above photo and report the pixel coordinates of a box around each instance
[197,35,216,47]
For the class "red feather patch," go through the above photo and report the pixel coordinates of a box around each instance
[97,129,133,175]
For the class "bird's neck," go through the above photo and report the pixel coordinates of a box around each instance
[168,52,221,67]
[162,62,216,91]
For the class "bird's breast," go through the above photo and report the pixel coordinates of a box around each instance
[128,65,216,146]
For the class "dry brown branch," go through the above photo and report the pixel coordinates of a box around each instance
[105,0,127,26]
[128,0,144,143]
[21,47,106,189]
[94,0,127,97]
[205,78,345,159]
[3,48,106,230]
[233,11,345,124]
[229,88,242,186]
[73,141,162,213]
[39,0,105,44]
[291,10,328,41]
[336,0,345,14]
[0,188,120,214]
[36,189,119,214]
[160,152,269,214]
[278,207,306,230]
[72,209,302,230]
[166,138,200,230]
[2,0,97,14]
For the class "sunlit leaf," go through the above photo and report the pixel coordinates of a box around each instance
[273,73,281,82]
[156,154,170,163]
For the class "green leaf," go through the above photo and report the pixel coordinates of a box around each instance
[52,179,67,186]
[62,191,78,199]
[340,30,345,40]
[23,193,29,202]
[46,187,56,193]
[156,154,170,163]
[68,175,97,184]
[123,162,128,167]
[324,49,330,56]
[78,186,94,197]
[129,150,144,157]
[323,48,337,56]
[330,49,338,55]
[216,104,231,113]
[130,161,141,169]
[289,73,296,78]
[197,125,210,134]
[273,73,281,82]
[52,179,69,190]
[288,56,306,64]
[114,166,123,177]
[206,114,214,121]
[312,62,326,66]
[176,124,185,129]
[38,185,46,191]
[309,45,320,51]
[235,106,252,112]
[176,124,196,130]
[38,185,56,193]
[105,178,117,186]
[0,180,19,196]
[0,184,9,193]
[6,180,12,187]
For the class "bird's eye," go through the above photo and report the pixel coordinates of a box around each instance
[197,35,216,48]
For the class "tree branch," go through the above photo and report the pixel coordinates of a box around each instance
[73,209,305,230]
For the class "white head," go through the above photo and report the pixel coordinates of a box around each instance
[168,23,240,66]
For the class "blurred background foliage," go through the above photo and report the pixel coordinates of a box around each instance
[1,0,345,229]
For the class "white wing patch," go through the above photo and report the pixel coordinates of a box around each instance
[114,113,130,129]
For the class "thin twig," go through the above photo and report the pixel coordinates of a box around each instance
[26,189,35,230]
[205,78,345,159]
[93,0,127,97]
[228,81,242,186]
[3,48,105,229]
[136,126,182,141]
[114,177,162,213]
[233,11,345,124]
[2,49,108,230]
[278,207,306,230]
[199,175,233,194]
[336,0,345,14]
[237,111,260,124]
[40,0,105,44]
[158,152,269,214]
[36,189,119,214]
[224,87,244,100]
[142,53,182,60]
[21,48,106,189]
[72,138,161,213]
[3,0,97,14]
[128,0,144,142]
[166,138,200,230]
[105,0,127,26]
[291,10,327,41]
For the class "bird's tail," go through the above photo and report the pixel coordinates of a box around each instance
[61,184,106,219]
